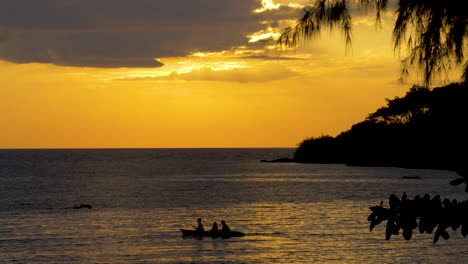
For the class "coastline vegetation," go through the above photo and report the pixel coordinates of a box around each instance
[294,82,467,172]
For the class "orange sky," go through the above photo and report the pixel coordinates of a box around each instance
[0,0,448,148]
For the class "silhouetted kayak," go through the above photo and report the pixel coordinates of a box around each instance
[402,176,421,179]
[180,229,245,238]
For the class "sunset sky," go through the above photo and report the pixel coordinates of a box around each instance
[0,0,450,148]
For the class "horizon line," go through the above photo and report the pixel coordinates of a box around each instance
[0,147,296,150]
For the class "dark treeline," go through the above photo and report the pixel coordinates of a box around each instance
[294,82,467,171]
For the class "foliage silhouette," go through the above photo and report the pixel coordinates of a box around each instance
[294,82,467,171]
[278,0,468,85]
[368,168,468,243]
[292,82,467,243]
[367,189,468,243]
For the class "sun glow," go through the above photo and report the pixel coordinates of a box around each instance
[287,3,305,9]
[248,27,281,43]
[191,51,227,57]
[0,2,409,148]
[254,0,281,13]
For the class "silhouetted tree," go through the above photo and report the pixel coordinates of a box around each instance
[367,85,431,124]
[278,0,468,86]
[295,82,467,170]
[295,135,346,163]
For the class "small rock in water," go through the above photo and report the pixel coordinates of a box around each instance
[73,204,92,209]
[402,176,421,179]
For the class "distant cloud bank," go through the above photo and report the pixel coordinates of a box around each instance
[0,0,302,67]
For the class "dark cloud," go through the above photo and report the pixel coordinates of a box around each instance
[0,0,297,67]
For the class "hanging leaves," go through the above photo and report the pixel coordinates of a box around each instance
[368,192,468,243]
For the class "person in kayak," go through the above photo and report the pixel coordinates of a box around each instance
[211,222,219,233]
[192,218,204,234]
[220,220,230,232]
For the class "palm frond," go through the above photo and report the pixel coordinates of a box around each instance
[278,0,468,86]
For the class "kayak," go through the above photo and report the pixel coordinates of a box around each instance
[180,229,245,238]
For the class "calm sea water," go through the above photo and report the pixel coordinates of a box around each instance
[0,149,466,263]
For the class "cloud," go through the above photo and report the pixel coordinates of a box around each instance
[0,32,166,67]
[241,55,304,61]
[254,0,281,13]
[0,1,311,68]
[0,0,274,67]
[116,64,300,83]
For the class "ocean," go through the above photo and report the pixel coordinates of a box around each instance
[0,148,466,263]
